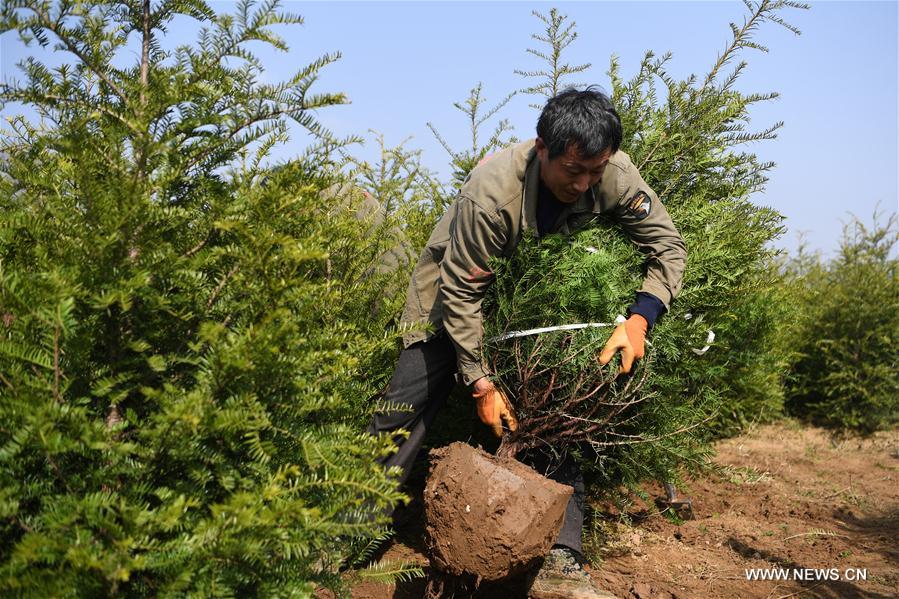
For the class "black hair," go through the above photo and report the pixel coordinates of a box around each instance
[536,86,623,159]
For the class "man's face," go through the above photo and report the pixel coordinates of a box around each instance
[535,138,613,204]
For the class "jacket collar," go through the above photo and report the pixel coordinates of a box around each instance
[573,185,600,215]
[521,145,541,233]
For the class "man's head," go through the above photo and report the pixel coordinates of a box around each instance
[535,87,622,203]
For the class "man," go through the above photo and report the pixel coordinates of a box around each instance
[369,88,686,598]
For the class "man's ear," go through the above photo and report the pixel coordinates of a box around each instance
[535,137,550,163]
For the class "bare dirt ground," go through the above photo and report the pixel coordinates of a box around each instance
[343,422,898,598]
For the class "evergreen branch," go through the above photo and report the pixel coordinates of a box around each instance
[514,69,552,78]
[139,0,150,105]
[426,122,457,161]
[704,0,806,89]
[206,264,239,309]
[0,370,14,391]
[357,559,426,584]
[427,83,516,185]
[0,89,140,134]
[516,8,591,104]
[184,233,213,258]
[52,320,60,402]
[28,3,131,106]
[0,340,53,370]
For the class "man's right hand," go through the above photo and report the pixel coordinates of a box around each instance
[472,378,518,438]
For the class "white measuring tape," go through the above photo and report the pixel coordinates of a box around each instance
[488,312,716,356]
[691,330,715,356]
[487,315,626,342]
[684,313,715,355]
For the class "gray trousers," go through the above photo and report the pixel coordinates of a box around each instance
[367,332,586,554]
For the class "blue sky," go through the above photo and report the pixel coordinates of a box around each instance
[2,1,897,257]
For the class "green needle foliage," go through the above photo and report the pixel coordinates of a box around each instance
[612,0,809,437]
[786,212,898,434]
[484,0,808,490]
[340,130,450,255]
[484,228,713,486]
[427,83,518,188]
[515,8,592,109]
[0,1,412,595]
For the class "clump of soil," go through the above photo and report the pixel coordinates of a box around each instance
[423,442,573,582]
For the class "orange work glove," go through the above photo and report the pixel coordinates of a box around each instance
[472,378,518,438]
[598,314,648,373]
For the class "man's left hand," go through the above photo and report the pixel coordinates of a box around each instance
[598,314,648,373]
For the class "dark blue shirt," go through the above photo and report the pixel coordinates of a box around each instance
[537,181,566,237]
[628,292,666,328]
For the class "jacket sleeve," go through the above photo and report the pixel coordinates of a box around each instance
[437,195,507,386]
[608,161,687,309]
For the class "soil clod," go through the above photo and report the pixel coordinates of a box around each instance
[423,442,574,582]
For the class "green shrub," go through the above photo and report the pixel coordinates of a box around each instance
[608,2,807,437]
[0,1,414,595]
[786,213,898,433]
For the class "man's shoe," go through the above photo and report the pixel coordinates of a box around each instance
[527,547,619,599]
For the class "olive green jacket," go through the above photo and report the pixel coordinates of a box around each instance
[400,140,687,385]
